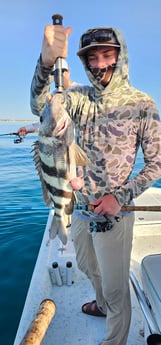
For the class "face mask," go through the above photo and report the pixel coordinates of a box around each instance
[88,63,116,82]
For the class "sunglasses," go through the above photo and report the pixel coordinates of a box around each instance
[82,30,117,48]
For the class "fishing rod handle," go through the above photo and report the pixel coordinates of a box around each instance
[52,14,63,25]
[52,14,64,93]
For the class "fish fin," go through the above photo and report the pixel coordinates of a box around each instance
[33,140,52,206]
[73,190,77,203]
[71,142,90,166]
[64,192,76,215]
[49,215,68,245]
[40,181,52,207]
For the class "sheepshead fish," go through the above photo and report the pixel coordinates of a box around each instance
[33,93,89,245]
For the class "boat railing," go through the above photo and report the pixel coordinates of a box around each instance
[130,271,161,345]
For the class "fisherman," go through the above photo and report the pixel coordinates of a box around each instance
[17,59,79,136]
[30,23,161,345]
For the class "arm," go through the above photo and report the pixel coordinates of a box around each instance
[113,102,161,206]
[30,55,53,116]
[18,122,40,136]
[30,25,72,116]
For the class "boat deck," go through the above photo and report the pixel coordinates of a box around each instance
[13,187,161,345]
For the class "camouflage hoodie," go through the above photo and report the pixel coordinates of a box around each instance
[30,27,161,206]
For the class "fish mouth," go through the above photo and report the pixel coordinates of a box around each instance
[58,120,67,133]
[53,118,68,137]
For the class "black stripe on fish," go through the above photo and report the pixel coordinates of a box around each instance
[38,138,68,156]
[44,181,73,199]
[53,200,74,215]
[53,201,64,210]
[41,160,67,179]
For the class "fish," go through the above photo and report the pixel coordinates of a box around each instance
[33,93,89,245]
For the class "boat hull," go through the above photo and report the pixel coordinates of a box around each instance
[14,187,161,345]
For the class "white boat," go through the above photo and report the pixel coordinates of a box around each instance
[13,187,161,345]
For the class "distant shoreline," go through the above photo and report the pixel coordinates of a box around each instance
[0,119,36,122]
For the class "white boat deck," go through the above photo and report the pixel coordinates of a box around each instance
[13,187,161,345]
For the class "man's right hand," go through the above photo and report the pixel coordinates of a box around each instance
[17,127,27,136]
[41,25,72,68]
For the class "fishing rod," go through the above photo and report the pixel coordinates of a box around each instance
[0,132,18,136]
[88,204,161,212]
[1,205,161,212]
[52,14,64,92]
[0,132,24,143]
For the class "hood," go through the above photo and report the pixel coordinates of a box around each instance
[77,27,129,94]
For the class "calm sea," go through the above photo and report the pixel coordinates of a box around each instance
[0,121,161,345]
[0,121,49,345]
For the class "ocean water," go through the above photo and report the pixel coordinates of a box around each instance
[0,121,161,345]
[0,122,49,345]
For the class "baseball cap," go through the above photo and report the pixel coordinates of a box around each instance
[77,28,120,56]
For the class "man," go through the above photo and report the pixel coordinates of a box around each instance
[30,23,161,345]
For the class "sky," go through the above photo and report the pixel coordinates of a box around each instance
[0,0,161,120]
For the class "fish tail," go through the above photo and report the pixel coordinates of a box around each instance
[49,215,68,245]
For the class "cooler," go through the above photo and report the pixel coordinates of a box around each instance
[141,254,161,333]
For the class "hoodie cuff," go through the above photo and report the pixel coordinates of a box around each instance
[37,54,54,80]
[113,187,132,207]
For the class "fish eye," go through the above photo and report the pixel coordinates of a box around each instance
[40,115,43,123]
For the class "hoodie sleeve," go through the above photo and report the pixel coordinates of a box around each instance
[30,55,54,116]
[113,102,161,206]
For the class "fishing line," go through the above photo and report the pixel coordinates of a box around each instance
[0,206,52,210]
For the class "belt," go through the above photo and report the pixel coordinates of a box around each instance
[89,216,122,233]
[75,205,90,211]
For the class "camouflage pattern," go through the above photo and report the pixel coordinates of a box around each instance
[30,28,161,207]
[30,55,53,116]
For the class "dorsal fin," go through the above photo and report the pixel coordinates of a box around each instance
[33,141,52,206]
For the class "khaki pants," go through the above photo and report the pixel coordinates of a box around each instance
[71,212,134,345]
